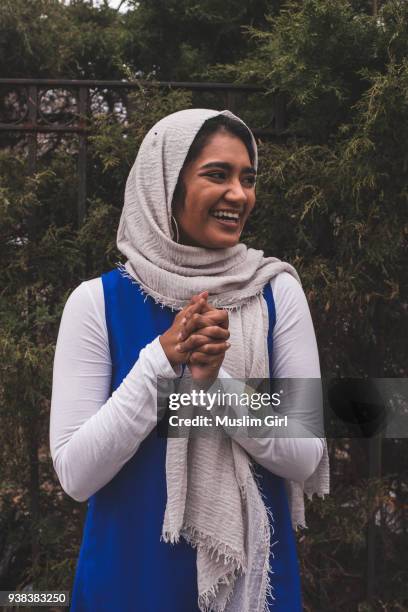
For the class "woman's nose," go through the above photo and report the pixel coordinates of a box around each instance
[225,179,247,203]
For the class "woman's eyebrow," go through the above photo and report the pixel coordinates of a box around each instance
[199,161,256,174]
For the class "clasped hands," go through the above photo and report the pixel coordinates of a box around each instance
[160,291,230,382]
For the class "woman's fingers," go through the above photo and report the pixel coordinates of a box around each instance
[189,346,230,365]
[187,291,208,310]
[160,297,208,368]
[177,297,206,326]
[177,295,230,362]
[181,309,229,339]
[178,323,229,343]
[184,298,229,379]
[197,326,230,340]
[176,334,230,354]
[189,292,213,313]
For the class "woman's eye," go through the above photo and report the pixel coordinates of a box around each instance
[204,172,256,186]
[206,172,225,180]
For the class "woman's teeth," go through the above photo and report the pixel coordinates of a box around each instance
[211,211,240,221]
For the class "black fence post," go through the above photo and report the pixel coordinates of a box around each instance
[78,86,88,226]
[27,85,37,175]
[366,432,382,602]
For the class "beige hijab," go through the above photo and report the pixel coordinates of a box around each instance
[117,108,330,612]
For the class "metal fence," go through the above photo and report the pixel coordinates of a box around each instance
[0,78,284,224]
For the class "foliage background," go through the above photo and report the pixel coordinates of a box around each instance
[0,0,407,610]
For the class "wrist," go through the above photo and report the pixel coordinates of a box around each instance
[159,333,177,369]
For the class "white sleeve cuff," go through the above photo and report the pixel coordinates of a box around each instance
[149,336,183,378]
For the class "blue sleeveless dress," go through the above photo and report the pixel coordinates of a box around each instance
[70,269,302,611]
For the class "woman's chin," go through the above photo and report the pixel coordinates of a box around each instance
[180,230,241,249]
[209,239,240,249]
[201,231,241,249]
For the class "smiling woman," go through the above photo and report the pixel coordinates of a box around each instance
[172,116,257,248]
[50,108,329,612]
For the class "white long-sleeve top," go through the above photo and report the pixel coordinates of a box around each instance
[50,271,324,502]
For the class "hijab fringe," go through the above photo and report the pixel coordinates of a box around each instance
[163,522,246,612]
[116,261,269,313]
[162,524,247,573]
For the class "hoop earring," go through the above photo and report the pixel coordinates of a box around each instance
[171,215,180,243]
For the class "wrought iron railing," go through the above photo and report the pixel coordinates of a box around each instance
[0,78,284,223]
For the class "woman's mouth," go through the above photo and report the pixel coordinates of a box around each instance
[210,210,240,227]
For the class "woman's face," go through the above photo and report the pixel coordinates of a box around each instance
[173,130,256,248]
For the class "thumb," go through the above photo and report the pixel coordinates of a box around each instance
[189,291,212,313]
[190,291,208,303]
[191,291,219,313]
